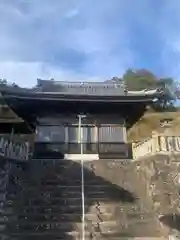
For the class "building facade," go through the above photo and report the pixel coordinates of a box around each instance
[0,80,168,160]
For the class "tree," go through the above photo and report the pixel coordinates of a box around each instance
[122,69,158,90]
[109,69,177,111]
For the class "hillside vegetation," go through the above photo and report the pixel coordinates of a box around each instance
[127,111,180,142]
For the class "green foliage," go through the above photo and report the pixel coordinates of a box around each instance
[123,69,158,90]
[122,69,176,91]
[110,68,177,110]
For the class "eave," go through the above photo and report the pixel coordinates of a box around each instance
[0,88,164,128]
[0,87,163,102]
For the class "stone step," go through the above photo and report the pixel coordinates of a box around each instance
[7,187,116,195]
[2,213,102,222]
[1,230,92,240]
[3,204,99,214]
[30,159,80,165]
[6,221,82,232]
[98,221,119,234]
[4,222,126,239]
[2,210,112,223]
[20,176,110,184]
[6,197,114,207]
[98,238,166,240]
[5,220,121,235]
[5,198,85,207]
[4,206,84,215]
[96,204,117,214]
[96,233,133,240]
[96,213,113,221]
[0,217,118,236]
[7,192,120,200]
[3,204,153,218]
[8,184,113,191]
[8,192,81,199]
[18,182,112,187]
[0,233,133,240]
[4,199,121,210]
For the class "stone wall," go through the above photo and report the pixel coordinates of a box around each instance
[134,154,180,238]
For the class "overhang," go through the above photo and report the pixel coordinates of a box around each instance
[0,86,166,128]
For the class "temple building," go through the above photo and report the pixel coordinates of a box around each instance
[0,80,175,239]
[0,79,170,160]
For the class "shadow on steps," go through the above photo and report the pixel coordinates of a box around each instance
[1,158,168,239]
[2,159,137,239]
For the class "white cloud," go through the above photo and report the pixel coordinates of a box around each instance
[1,0,180,87]
[0,62,54,87]
[0,61,104,87]
[0,61,80,87]
[0,0,133,86]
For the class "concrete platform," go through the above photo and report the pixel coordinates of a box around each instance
[64,154,99,161]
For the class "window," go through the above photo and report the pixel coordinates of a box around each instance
[35,126,65,142]
[98,125,126,142]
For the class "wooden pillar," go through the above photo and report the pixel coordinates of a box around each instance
[94,121,98,143]
[122,118,127,143]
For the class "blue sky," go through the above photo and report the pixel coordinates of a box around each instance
[0,0,180,87]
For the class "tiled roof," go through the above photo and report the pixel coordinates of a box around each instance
[37,79,126,96]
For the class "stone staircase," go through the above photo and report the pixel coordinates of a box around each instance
[0,159,167,239]
[83,160,165,239]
